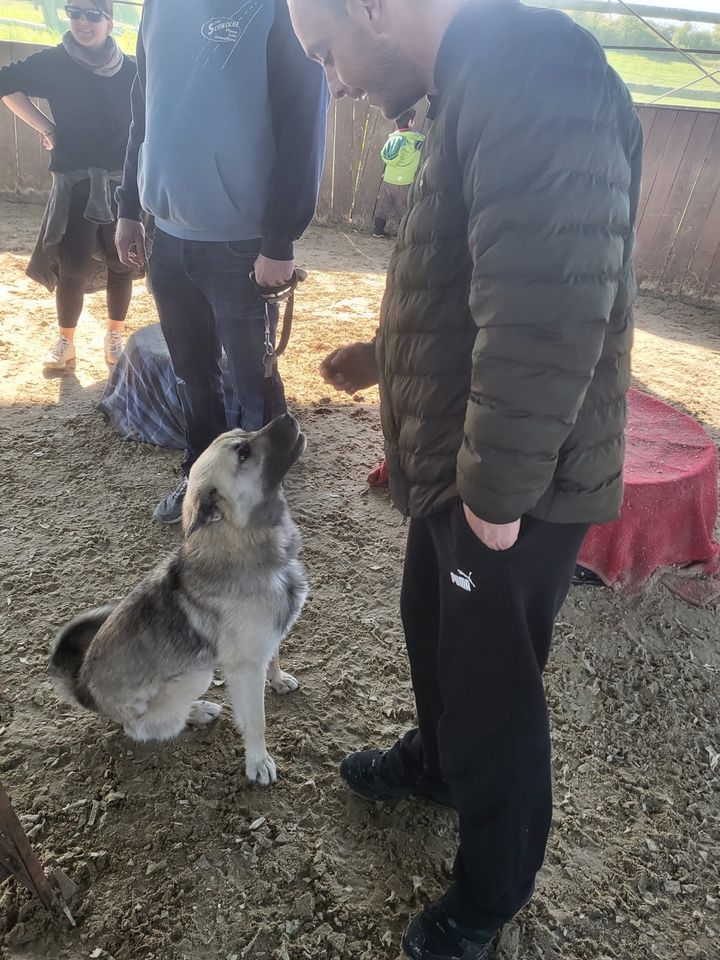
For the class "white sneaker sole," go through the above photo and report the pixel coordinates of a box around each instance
[43,357,76,371]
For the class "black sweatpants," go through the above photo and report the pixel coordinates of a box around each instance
[386,501,588,935]
[57,178,133,328]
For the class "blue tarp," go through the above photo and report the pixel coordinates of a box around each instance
[97,324,240,449]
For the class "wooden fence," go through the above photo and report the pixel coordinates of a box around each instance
[4,40,720,302]
[0,42,51,194]
[635,105,720,302]
[315,96,428,227]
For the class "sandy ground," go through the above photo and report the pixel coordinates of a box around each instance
[0,196,718,960]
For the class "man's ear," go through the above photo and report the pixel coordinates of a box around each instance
[185,489,222,538]
[348,0,387,34]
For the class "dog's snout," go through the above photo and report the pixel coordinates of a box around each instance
[268,413,299,437]
[260,414,305,488]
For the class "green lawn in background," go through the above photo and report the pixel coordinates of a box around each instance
[607,50,720,109]
[2,4,720,109]
[0,1,137,53]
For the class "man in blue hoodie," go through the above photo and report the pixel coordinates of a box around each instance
[115,0,328,523]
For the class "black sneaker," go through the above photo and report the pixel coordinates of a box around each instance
[339,749,454,808]
[153,478,188,525]
[402,902,494,960]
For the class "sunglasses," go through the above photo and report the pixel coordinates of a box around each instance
[65,5,110,23]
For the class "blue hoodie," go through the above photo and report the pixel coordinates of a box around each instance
[116,0,328,259]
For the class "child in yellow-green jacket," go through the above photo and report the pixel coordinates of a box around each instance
[373,108,425,238]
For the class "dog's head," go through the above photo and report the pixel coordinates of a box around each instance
[183,414,306,537]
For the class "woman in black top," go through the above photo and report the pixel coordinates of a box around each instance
[0,1,136,371]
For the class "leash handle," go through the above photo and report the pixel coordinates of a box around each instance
[249,267,308,305]
[254,269,308,426]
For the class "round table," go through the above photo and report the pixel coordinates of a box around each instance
[578,389,719,590]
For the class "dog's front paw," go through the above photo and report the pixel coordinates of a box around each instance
[246,752,277,787]
[269,670,299,695]
[187,700,222,727]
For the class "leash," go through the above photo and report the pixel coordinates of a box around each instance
[249,268,308,426]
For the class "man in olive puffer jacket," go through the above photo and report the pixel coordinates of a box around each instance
[289,2,642,958]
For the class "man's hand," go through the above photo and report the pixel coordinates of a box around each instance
[320,341,378,395]
[463,504,521,551]
[254,254,295,288]
[115,218,147,269]
[41,127,55,151]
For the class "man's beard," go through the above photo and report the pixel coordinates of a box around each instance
[365,36,428,119]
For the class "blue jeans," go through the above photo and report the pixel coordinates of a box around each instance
[148,229,286,474]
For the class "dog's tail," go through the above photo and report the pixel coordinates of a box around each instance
[49,606,114,711]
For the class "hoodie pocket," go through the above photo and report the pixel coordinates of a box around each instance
[138,141,267,235]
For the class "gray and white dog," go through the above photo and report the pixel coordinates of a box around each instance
[50,414,308,786]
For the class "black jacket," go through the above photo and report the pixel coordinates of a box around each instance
[377,0,642,525]
[0,45,135,173]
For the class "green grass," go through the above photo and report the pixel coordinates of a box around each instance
[0,2,138,53]
[0,22,62,46]
[2,1,47,25]
[1,0,61,46]
[0,22,137,54]
[607,50,720,109]
[2,8,720,109]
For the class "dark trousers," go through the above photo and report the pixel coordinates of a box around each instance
[148,229,286,474]
[57,178,133,328]
[387,502,588,934]
[374,181,411,235]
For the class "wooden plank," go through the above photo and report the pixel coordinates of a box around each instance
[699,237,720,301]
[636,108,678,230]
[643,110,718,291]
[698,193,720,300]
[350,97,371,208]
[661,115,720,296]
[351,109,394,229]
[3,43,51,193]
[349,106,382,224]
[414,98,430,131]
[635,110,695,287]
[636,105,657,148]
[332,96,355,221]
[316,97,336,221]
[0,782,55,910]
[12,42,51,193]
[682,164,720,300]
[15,105,51,192]
[0,42,17,192]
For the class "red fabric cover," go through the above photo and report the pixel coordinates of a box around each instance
[661,571,720,607]
[368,459,389,487]
[579,389,720,590]
[368,390,719,592]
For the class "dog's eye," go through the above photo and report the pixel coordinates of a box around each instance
[236,443,251,463]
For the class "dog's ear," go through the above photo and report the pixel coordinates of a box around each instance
[185,489,222,538]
